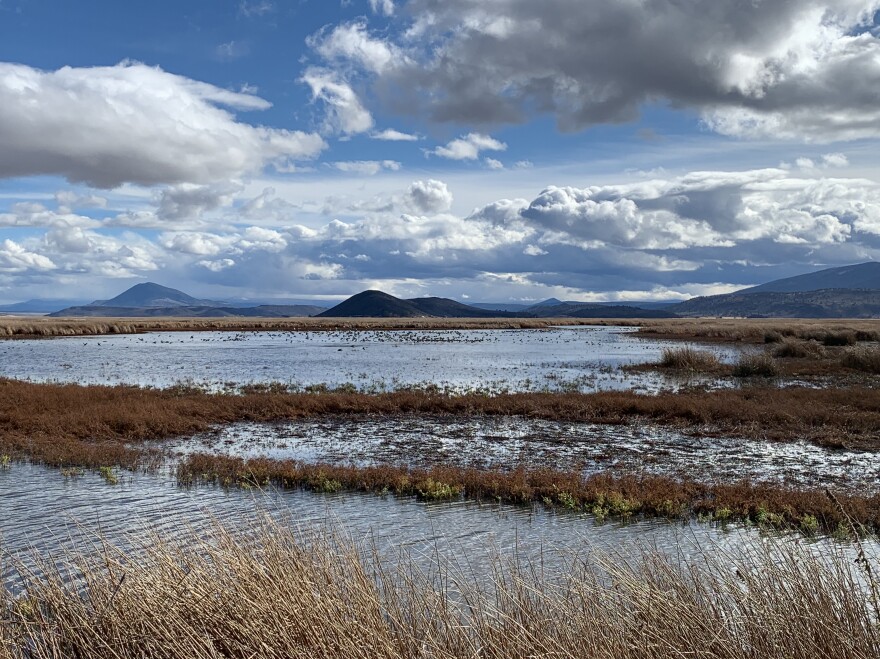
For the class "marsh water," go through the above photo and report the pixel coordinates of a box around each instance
[0,325,874,589]
[1,461,865,590]
[0,326,742,392]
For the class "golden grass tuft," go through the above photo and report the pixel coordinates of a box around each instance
[657,346,722,371]
[1,519,878,658]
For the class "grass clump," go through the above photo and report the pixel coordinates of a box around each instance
[657,346,721,371]
[841,345,880,374]
[822,330,858,346]
[772,339,826,359]
[733,352,780,377]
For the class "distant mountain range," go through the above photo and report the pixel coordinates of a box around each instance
[8,261,880,319]
[315,290,677,319]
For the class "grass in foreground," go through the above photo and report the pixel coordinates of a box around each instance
[1,519,878,658]
[177,455,880,535]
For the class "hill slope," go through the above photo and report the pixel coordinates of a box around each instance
[672,289,880,318]
[48,305,325,318]
[94,283,215,308]
[527,302,677,319]
[745,262,880,294]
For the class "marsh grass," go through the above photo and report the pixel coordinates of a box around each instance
[634,318,880,344]
[176,456,880,534]
[772,338,827,359]
[842,345,880,374]
[733,352,780,377]
[657,346,721,371]
[1,519,878,658]
[3,380,880,472]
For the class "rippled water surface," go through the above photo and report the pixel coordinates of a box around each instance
[0,326,741,391]
[0,462,839,587]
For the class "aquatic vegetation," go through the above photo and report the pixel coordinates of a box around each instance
[176,455,880,535]
[97,466,118,485]
[772,338,827,359]
[0,455,9,469]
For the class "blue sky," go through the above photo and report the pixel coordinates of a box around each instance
[1,0,880,304]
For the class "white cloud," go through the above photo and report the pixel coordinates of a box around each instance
[370,128,419,141]
[433,133,507,160]
[301,69,374,135]
[330,160,402,175]
[0,239,56,272]
[485,158,504,170]
[368,0,394,16]
[0,62,326,188]
[405,179,453,213]
[310,21,401,74]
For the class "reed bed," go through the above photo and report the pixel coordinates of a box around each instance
[176,455,880,534]
[2,380,880,472]
[1,519,878,658]
[0,316,594,339]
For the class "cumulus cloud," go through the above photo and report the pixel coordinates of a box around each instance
[405,179,453,213]
[432,133,506,160]
[309,0,880,141]
[0,62,326,188]
[310,21,402,74]
[0,239,56,272]
[301,68,374,135]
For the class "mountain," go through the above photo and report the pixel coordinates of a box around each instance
[50,283,324,318]
[527,302,677,319]
[526,298,565,310]
[471,303,533,312]
[743,262,880,294]
[317,290,522,318]
[48,304,325,318]
[94,283,217,308]
[0,298,91,313]
[671,289,880,318]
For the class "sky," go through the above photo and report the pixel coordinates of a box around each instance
[1,1,880,304]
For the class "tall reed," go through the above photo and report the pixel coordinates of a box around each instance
[1,519,878,658]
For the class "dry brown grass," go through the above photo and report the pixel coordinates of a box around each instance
[1,519,878,658]
[842,345,880,374]
[657,346,722,371]
[0,316,597,338]
[2,379,880,472]
[176,455,880,534]
[732,352,781,377]
[631,318,880,343]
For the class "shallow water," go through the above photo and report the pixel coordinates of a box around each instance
[179,416,880,494]
[0,326,741,392]
[0,461,843,589]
